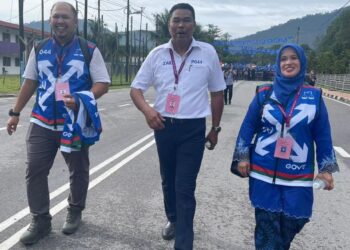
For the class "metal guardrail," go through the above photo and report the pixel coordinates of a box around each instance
[316,74,350,92]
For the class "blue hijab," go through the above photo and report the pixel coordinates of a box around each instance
[273,43,307,106]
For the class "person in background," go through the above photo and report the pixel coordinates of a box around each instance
[6,1,110,245]
[305,69,317,86]
[130,3,225,249]
[224,65,234,105]
[232,43,339,250]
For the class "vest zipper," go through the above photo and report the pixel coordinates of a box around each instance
[273,121,285,184]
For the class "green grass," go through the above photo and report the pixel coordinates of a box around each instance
[0,75,21,94]
[0,74,133,94]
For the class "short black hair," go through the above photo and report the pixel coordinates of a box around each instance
[169,3,195,21]
[51,1,78,19]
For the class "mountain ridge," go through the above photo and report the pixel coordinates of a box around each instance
[234,7,349,48]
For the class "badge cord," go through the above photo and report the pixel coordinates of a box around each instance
[53,41,72,129]
[169,47,193,91]
[272,88,301,183]
[276,88,302,138]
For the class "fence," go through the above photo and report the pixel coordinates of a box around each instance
[316,74,350,92]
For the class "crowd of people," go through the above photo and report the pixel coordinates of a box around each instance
[6,2,337,250]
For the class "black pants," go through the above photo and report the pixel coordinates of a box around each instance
[26,123,90,215]
[224,85,233,104]
[154,118,206,250]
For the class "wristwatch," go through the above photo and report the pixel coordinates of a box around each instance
[9,109,20,117]
[211,126,221,133]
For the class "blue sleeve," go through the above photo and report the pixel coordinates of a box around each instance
[233,94,262,162]
[312,97,339,173]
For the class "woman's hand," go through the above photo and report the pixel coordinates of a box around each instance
[238,161,250,177]
[315,172,334,190]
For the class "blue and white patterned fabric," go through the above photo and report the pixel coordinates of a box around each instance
[60,91,102,153]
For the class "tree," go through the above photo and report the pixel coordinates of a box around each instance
[316,8,350,73]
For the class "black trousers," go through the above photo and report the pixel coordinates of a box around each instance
[154,117,206,250]
[25,123,90,215]
[224,85,233,104]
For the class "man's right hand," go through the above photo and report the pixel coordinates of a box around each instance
[7,116,19,135]
[144,107,165,130]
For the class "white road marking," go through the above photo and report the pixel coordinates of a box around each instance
[0,139,155,250]
[0,132,154,234]
[118,104,131,107]
[334,146,350,158]
[324,96,350,107]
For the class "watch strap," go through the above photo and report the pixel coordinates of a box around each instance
[9,109,20,117]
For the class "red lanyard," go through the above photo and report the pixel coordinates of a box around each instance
[276,88,302,128]
[169,48,193,87]
[54,37,76,77]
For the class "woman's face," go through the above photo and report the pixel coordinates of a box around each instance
[280,48,300,78]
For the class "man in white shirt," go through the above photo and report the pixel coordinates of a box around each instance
[130,3,225,250]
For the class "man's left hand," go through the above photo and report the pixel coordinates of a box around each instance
[205,129,218,150]
[63,94,77,111]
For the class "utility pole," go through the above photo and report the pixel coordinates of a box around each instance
[41,0,44,39]
[155,14,160,46]
[101,15,104,54]
[98,0,100,45]
[76,0,79,35]
[130,16,133,75]
[138,7,144,68]
[145,23,148,59]
[18,0,25,86]
[125,0,130,82]
[84,0,88,39]
[296,26,300,44]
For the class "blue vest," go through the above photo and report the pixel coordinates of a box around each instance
[235,84,337,187]
[31,37,95,130]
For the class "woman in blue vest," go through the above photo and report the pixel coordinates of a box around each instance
[232,43,339,250]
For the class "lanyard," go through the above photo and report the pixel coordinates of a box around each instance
[276,87,302,128]
[53,37,76,77]
[169,48,193,88]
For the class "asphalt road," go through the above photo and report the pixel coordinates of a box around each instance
[0,81,349,249]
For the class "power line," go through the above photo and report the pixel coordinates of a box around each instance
[5,0,52,22]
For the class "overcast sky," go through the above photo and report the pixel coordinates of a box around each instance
[1,0,349,39]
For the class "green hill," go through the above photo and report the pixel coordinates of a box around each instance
[235,7,349,49]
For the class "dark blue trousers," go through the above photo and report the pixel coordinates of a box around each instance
[154,117,206,250]
[255,208,309,250]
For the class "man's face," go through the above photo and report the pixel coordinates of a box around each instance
[50,3,77,43]
[168,9,195,43]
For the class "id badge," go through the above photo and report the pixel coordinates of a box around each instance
[55,80,70,101]
[274,137,293,159]
[165,93,180,114]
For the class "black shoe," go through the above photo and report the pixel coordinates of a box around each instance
[161,221,175,240]
[20,214,52,245]
[62,206,82,235]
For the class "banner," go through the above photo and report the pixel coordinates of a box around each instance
[214,36,294,55]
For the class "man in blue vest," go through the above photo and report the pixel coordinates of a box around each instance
[6,1,110,245]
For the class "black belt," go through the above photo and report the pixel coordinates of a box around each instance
[163,117,205,124]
